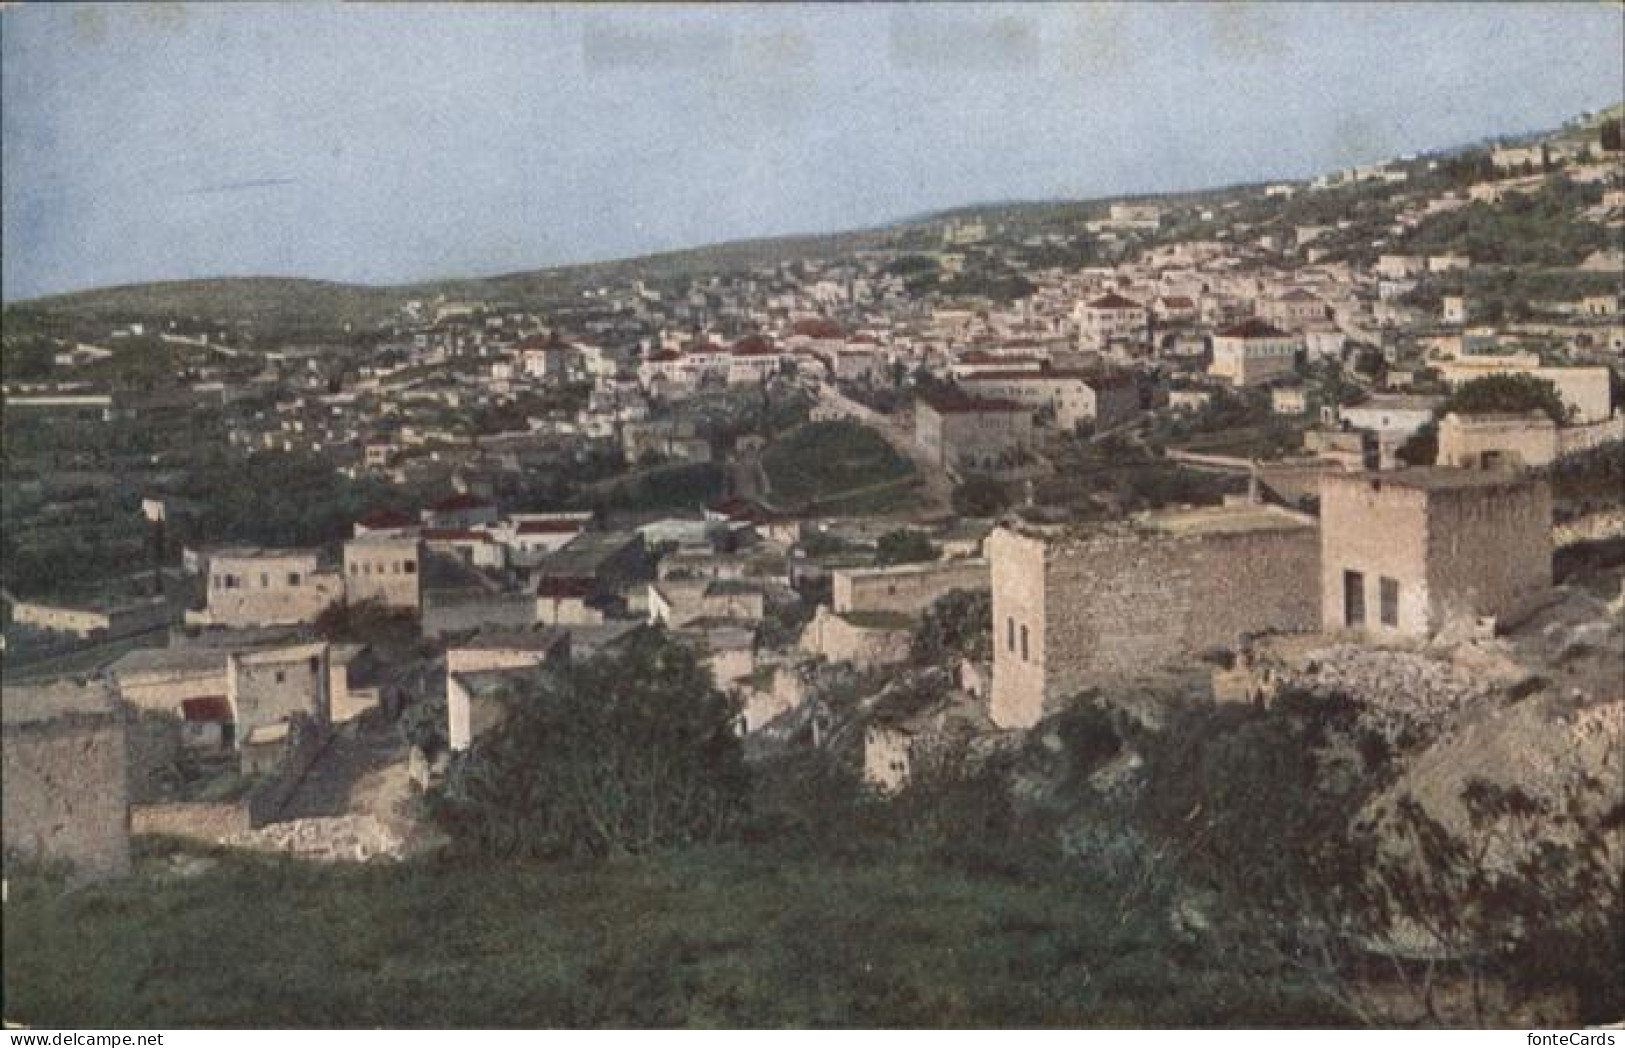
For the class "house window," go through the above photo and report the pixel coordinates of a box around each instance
[1020,624,1029,662]
[260,573,270,588]
[1007,617,1016,652]
[1343,570,1366,627]
[288,573,301,586]
[274,670,286,684]
[1379,577,1400,628]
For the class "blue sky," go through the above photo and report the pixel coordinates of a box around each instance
[3,2,1621,300]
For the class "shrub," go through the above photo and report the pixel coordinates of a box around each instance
[428,628,748,858]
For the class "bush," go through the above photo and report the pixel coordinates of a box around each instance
[910,588,992,665]
[951,476,1012,517]
[874,529,936,566]
[429,628,748,858]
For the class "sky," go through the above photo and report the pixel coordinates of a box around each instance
[3,2,1622,301]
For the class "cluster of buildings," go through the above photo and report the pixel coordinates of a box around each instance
[5,116,1623,879]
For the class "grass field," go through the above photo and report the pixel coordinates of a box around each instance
[760,422,916,512]
[1,840,1334,1028]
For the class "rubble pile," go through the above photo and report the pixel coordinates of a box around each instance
[1287,643,1497,746]
[225,815,406,863]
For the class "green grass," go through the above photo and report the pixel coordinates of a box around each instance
[761,422,916,511]
[1,841,1337,1028]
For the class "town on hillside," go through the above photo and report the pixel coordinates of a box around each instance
[2,15,1623,1029]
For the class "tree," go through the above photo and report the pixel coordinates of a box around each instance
[428,628,749,859]
[1438,372,1570,424]
[911,588,992,665]
[874,529,937,566]
[951,476,1012,518]
[1397,419,1439,467]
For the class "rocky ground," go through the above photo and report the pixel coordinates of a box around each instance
[1244,573,1624,848]
[224,813,408,862]
[226,714,437,863]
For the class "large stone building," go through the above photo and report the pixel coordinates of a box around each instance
[958,368,1140,432]
[1075,292,1149,350]
[342,535,423,611]
[1209,319,1302,387]
[192,548,344,628]
[2,680,131,881]
[988,504,1321,729]
[914,389,1033,472]
[1319,469,1550,638]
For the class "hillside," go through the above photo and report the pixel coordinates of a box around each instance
[4,103,1620,335]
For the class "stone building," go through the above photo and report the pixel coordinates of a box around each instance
[988,504,1321,729]
[2,680,130,881]
[227,642,332,771]
[914,389,1034,472]
[1209,319,1302,387]
[799,605,914,670]
[831,558,989,617]
[959,368,1140,432]
[192,548,344,628]
[1436,412,1560,470]
[445,628,570,751]
[1319,469,1550,638]
[1075,292,1148,350]
[342,535,423,611]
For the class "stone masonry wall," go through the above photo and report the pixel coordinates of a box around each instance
[2,711,130,880]
[833,559,989,616]
[1426,479,1551,631]
[1320,478,1433,635]
[991,521,1320,729]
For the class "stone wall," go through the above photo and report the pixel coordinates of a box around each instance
[832,558,989,616]
[1437,413,1558,469]
[990,517,1321,729]
[1319,478,1434,636]
[1554,508,1625,547]
[1426,479,1551,631]
[1557,420,1624,457]
[200,553,342,628]
[342,537,423,611]
[799,605,913,669]
[229,643,330,739]
[1320,472,1550,638]
[115,663,229,714]
[421,591,535,638]
[2,701,130,881]
[131,801,251,841]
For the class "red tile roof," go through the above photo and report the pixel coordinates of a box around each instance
[1087,292,1143,310]
[1218,318,1291,339]
[357,508,417,530]
[182,697,232,723]
[918,389,1027,415]
[792,318,845,340]
[516,520,585,535]
[431,493,492,512]
[423,528,496,543]
[537,577,597,598]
